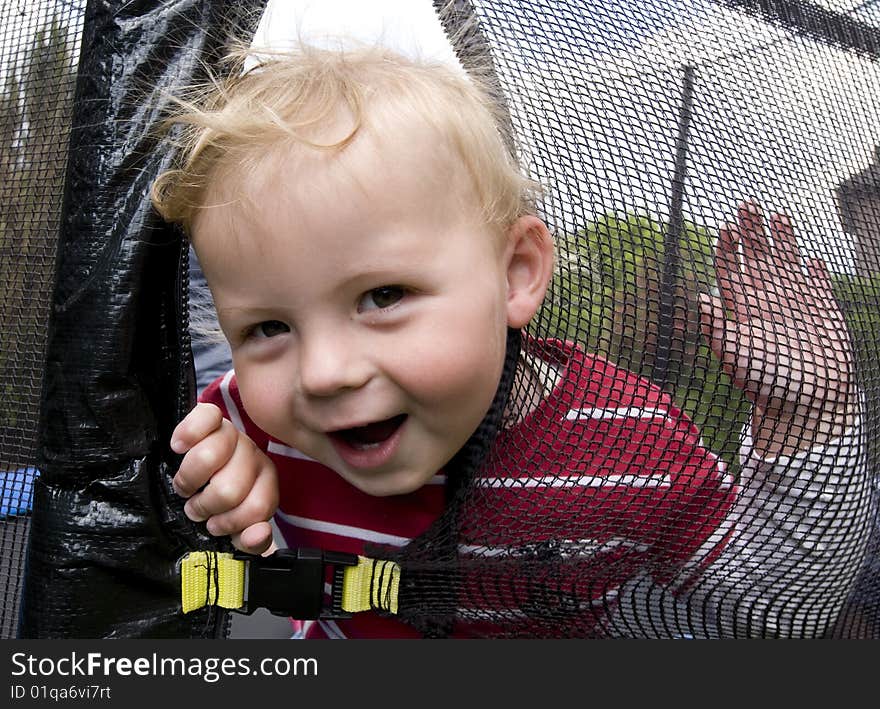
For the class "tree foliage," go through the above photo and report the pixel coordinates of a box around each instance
[0,16,78,467]
[535,210,750,464]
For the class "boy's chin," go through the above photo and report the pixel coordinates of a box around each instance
[341,466,437,498]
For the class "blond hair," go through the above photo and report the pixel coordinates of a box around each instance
[150,42,540,234]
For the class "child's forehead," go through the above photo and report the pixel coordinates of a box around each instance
[190,121,495,278]
[209,116,474,219]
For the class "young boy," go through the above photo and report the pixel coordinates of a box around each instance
[151,45,872,638]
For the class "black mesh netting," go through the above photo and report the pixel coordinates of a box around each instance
[0,0,878,639]
[0,0,80,639]
[381,0,880,638]
[2,0,267,639]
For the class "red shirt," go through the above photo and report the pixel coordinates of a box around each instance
[201,339,737,637]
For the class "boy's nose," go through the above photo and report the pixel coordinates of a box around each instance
[297,329,371,398]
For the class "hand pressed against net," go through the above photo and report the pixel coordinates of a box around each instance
[699,201,854,458]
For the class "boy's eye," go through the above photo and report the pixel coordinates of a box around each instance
[359,286,405,312]
[253,320,290,338]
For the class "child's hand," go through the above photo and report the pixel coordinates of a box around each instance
[698,200,855,458]
[171,402,280,554]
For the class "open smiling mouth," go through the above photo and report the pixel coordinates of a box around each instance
[329,414,408,450]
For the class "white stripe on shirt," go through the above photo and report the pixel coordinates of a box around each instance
[475,474,672,489]
[219,370,245,433]
[565,406,670,422]
[267,441,315,461]
[275,511,413,547]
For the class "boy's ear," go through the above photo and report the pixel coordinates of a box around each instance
[504,215,555,329]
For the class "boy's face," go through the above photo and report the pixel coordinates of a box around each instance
[192,133,515,496]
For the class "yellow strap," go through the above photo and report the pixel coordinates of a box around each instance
[179,551,401,616]
[341,556,401,615]
[180,551,245,613]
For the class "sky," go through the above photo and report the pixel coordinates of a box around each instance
[252,0,459,65]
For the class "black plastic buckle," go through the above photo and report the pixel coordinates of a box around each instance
[232,548,358,619]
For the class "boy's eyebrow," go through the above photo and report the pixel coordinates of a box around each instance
[214,305,281,318]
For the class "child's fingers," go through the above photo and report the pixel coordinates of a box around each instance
[768,211,799,267]
[699,292,752,393]
[738,201,770,294]
[699,292,730,365]
[231,524,274,555]
[805,257,835,301]
[173,417,239,498]
[231,527,278,556]
[203,458,279,537]
[170,402,224,454]
[715,224,741,318]
[183,431,272,522]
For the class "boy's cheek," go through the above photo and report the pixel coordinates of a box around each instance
[403,337,506,411]
[236,373,286,429]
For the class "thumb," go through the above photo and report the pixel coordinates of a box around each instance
[699,292,752,393]
[699,292,726,362]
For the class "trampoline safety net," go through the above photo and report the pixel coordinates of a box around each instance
[0,0,878,638]
[0,0,79,640]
